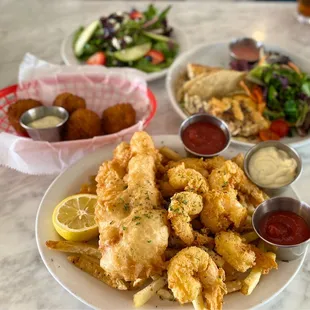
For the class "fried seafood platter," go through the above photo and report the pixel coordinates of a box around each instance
[43,132,285,310]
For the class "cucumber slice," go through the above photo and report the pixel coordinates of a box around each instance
[74,20,100,57]
[114,43,152,62]
[143,31,174,43]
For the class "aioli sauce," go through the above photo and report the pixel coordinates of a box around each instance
[249,147,297,188]
[259,211,310,245]
[28,116,63,129]
[182,122,227,155]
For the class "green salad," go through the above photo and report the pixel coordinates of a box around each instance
[73,4,179,73]
[249,54,310,137]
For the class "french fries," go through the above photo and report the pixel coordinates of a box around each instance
[157,288,175,301]
[225,280,242,293]
[159,146,182,161]
[68,254,129,290]
[242,231,259,243]
[133,277,167,307]
[241,267,262,295]
[46,240,101,259]
[192,292,205,310]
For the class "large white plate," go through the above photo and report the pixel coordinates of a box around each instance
[61,25,189,82]
[166,42,310,148]
[36,135,306,310]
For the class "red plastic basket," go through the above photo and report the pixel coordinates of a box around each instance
[0,84,157,137]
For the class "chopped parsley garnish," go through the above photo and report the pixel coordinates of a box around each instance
[124,203,129,211]
[122,226,127,231]
[133,216,141,221]
[109,221,114,225]
[147,240,152,243]
[136,222,141,225]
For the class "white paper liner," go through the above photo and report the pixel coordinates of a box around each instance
[0,54,153,175]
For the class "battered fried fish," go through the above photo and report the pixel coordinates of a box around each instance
[95,132,169,281]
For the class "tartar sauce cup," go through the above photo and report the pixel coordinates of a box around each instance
[252,197,310,261]
[20,106,69,142]
[179,113,231,158]
[243,140,302,196]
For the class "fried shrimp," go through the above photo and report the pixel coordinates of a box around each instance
[201,188,247,234]
[204,156,226,172]
[208,160,266,206]
[215,231,256,273]
[166,158,209,178]
[168,164,208,194]
[168,246,226,309]
[168,192,203,246]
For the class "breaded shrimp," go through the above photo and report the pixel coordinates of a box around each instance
[168,164,208,194]
[168,246,226,309]
[209,160,266,206]
[215,231,256,273]
[166,158,208,178]
[168,192,203,246]
[204,156,226,172]
[201,188,247,233]
[251,246,278,275]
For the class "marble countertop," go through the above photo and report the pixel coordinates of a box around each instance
[1,1,310,309]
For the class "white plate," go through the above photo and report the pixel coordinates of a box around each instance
[166,42,310,148]
[61,26,189,82]
[36,135,306,310]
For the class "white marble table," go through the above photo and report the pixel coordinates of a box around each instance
[1,1,310,309]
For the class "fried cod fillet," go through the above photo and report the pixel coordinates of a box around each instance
[95,132,169,281]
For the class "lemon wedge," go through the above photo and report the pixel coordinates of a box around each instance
[52,194,98,242]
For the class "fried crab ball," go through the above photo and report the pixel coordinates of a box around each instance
[53,92,86,114]
[102,103,136,134]
[64,108,102,140]
[7,99,43,135]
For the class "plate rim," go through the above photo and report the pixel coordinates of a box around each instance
[35,134,306,310]
[165,41,310,148]
[61,25,189,82]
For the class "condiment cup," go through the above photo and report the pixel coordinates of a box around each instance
[179,113,231,158]
[20,106,69,142]
[252,197,310,261]
[229,37,263,62]
[243,140,302,196]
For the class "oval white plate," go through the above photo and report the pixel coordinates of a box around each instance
[61,25,189,82]
[36,135,306,310]
[166,42,310,148]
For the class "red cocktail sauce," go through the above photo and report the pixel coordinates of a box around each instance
[182,121,227,155]
[259,211,310,245]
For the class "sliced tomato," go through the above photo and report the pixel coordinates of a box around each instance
[130,10,143,20]
[146,50,165,65]
[270,119,289,138]
[259,129,281,141]
[86,52,106,65]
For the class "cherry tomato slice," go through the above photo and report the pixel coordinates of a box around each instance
[270,119,289,138]
[86,52,106,65]
[145,50,165,65]
[259,129,281,141]
[130,10,143,19]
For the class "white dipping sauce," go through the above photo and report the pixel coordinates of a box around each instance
[249,146,297,188]
[28,116,63,129]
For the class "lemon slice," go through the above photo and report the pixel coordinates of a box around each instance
[52,194,98,242]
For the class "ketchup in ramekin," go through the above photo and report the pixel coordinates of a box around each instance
[182,122,227,155]
[259,210,310,246]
